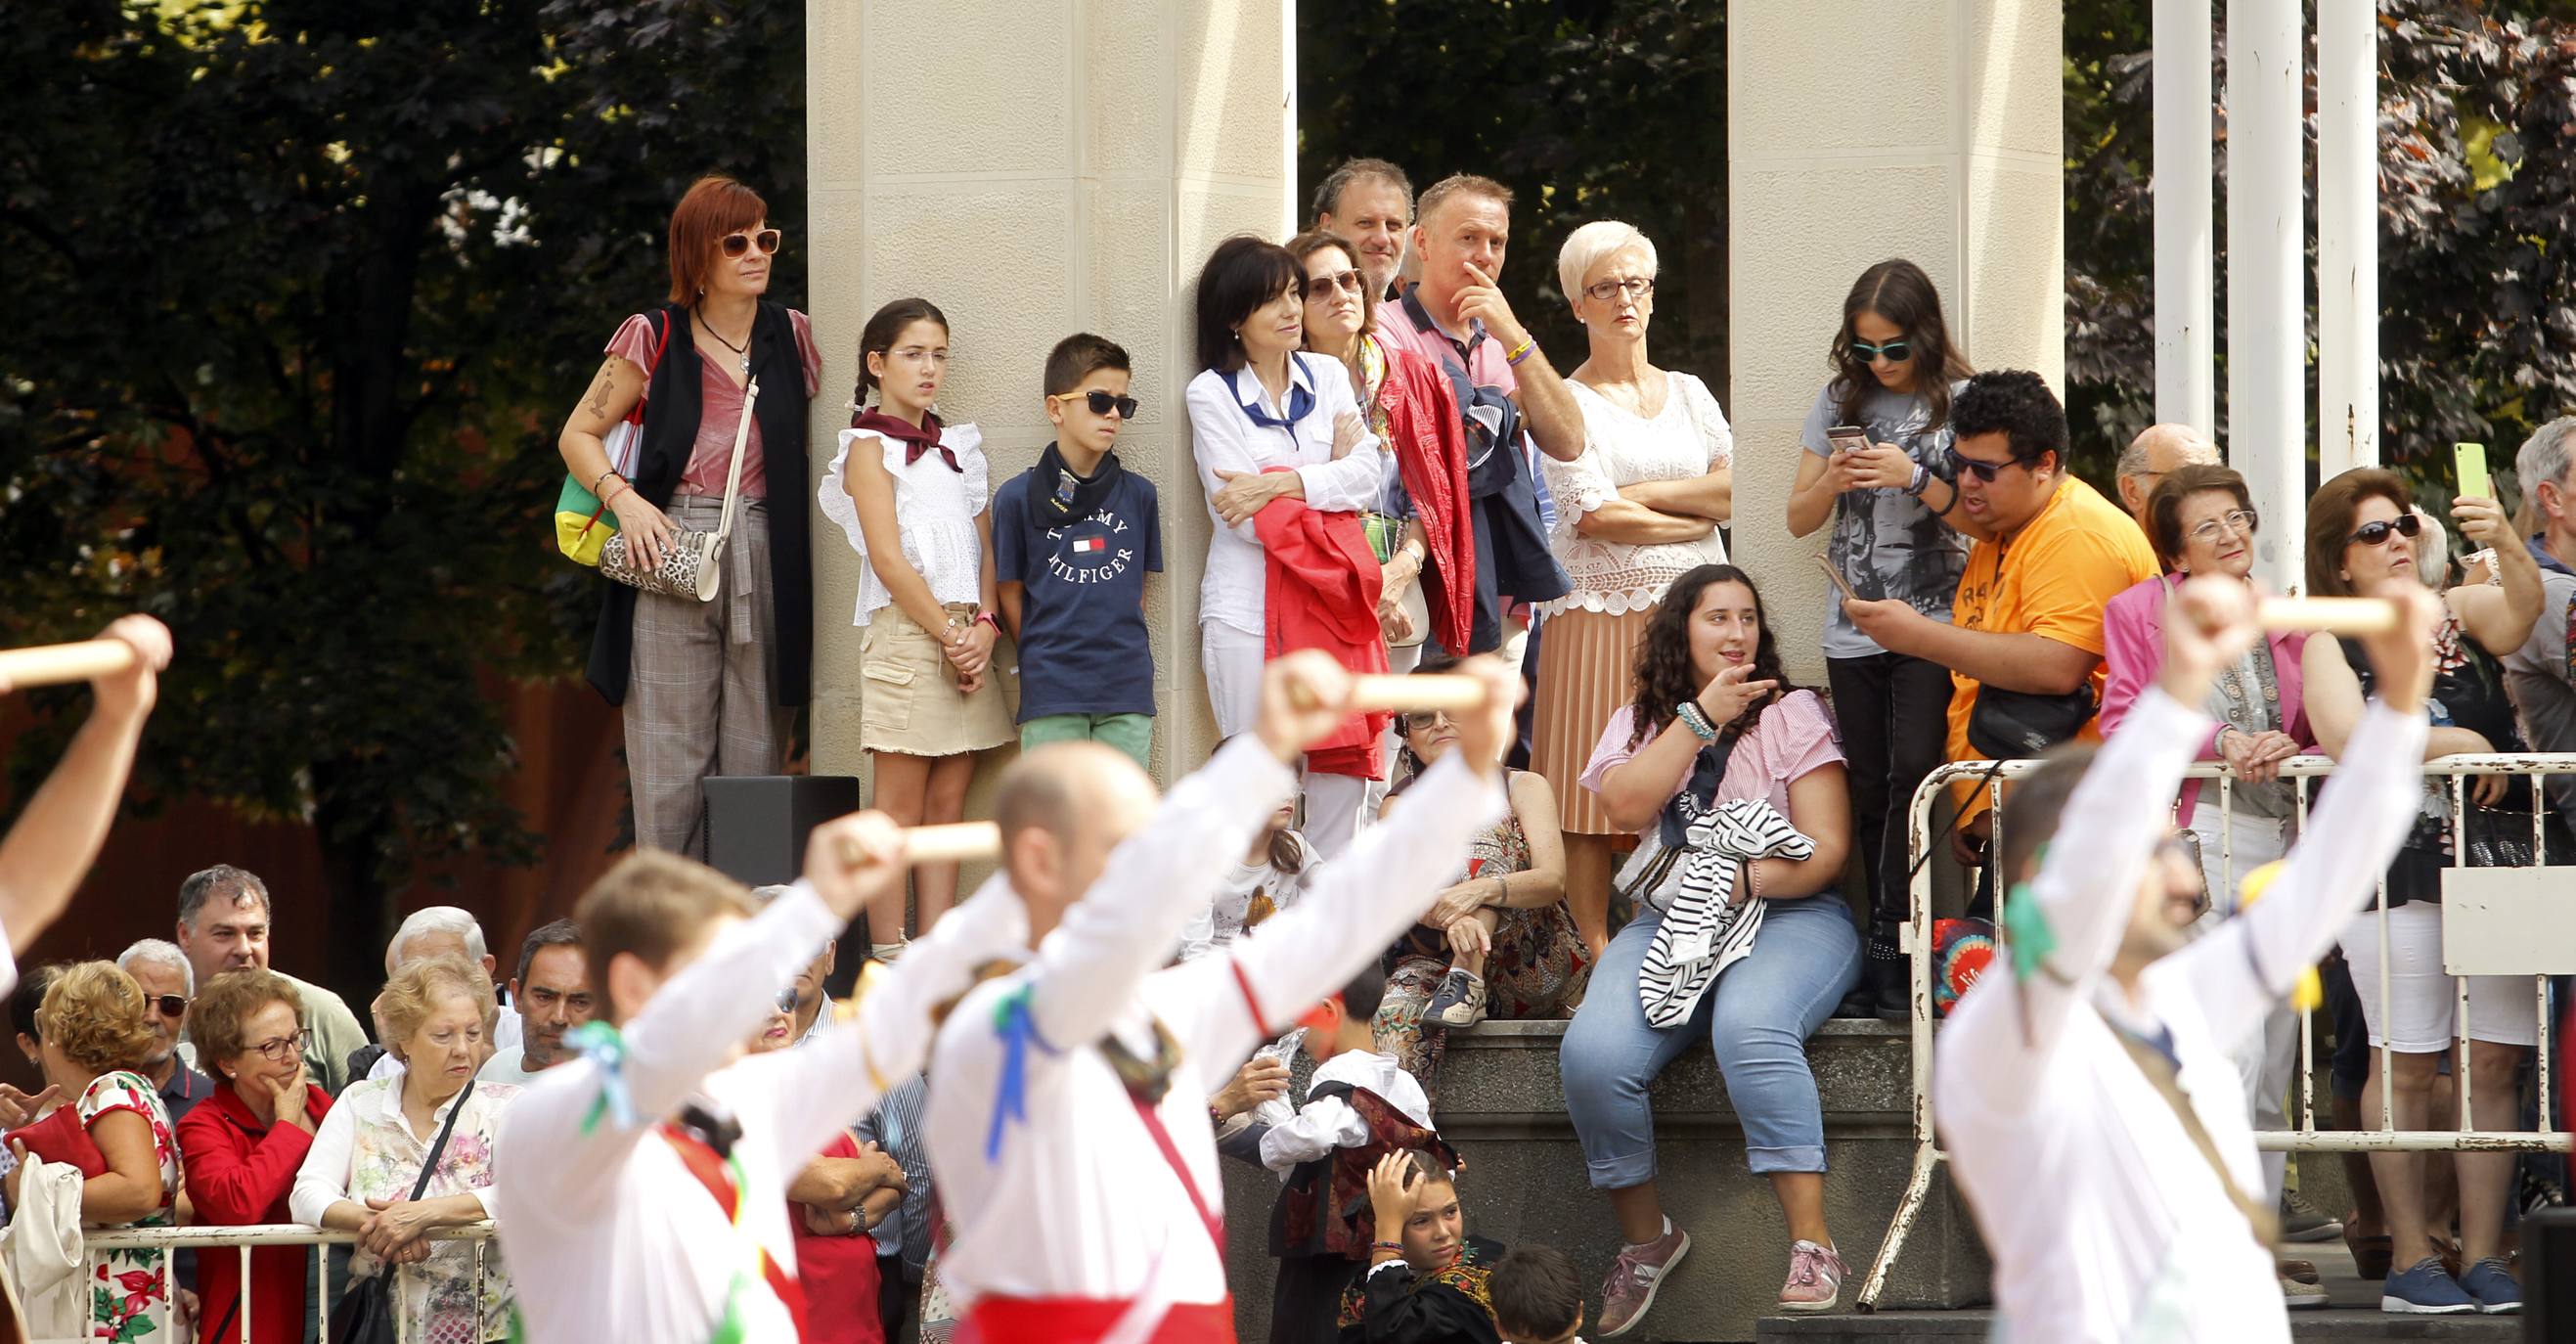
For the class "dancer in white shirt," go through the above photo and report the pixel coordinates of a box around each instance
[1936,575,2439,1343]
[925,650,1521,1344]
[494,812,1021,1344]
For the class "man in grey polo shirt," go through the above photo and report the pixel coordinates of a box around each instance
[2507,416,2576,820]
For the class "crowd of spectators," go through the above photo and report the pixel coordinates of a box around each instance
[9,160,2574,1344]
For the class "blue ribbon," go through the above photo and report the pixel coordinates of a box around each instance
[984,985,1051,1163]
[567,1019,639,1135]
[1235,355,1317,431]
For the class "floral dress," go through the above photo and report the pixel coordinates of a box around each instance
[80,1070,180,1343]
[1376,772,1595,1099]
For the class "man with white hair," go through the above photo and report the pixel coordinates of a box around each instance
[364,905,521,1081]
[174,864,373,1093]
[2505,414,2576,822]
[2114,423,2222,524]
[115,938,215,1123]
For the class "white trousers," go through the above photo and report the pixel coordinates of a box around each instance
[2192,806,2295,1201]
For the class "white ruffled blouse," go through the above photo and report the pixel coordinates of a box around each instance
[819,422,991,626]
[1540,372,1733,616]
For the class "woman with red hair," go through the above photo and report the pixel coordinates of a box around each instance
[557,175,823,857]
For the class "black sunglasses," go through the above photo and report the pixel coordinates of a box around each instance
[721,229,783,258]
[1947,445,2035,483]
[1053,389,1140,420]
[148,994,188,1018]
[1851,338,1913,364]
[2347,514,2423,548]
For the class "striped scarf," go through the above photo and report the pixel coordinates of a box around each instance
[1637,799,1814,1029]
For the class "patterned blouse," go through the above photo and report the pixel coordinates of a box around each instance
[80,1070,180,1343]
[291,1076,519,1344]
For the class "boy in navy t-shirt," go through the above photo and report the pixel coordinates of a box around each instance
[993,334,1163,768]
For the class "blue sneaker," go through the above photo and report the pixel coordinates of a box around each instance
[2458,1257,2522,1315]
[2381,1257,2475,1315]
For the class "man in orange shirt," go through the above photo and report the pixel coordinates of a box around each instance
[1843,370,2160,863]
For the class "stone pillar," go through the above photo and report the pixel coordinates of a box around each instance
[805,0,1294,815]
[1726,0,2064,687]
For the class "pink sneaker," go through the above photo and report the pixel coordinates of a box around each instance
[1777,1240,1846,1313]
[1596,1224,1691,1337]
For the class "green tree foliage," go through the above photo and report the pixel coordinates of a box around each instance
[0,0,804,995]
[1297,0,1731,400]
[2063,2,2576,499]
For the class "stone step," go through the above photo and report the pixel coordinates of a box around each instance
[1754,1312,2518,1342]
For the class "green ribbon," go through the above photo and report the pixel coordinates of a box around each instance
[2001,879,2057,983]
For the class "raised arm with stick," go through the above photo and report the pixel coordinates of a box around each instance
[0,615,171,955]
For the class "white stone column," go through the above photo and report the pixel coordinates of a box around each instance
[805,0,1294,801]
[2154,0,2218,435]
[2317,0,2380,476]
[2227,0,2309,594]
[1727,0,2064,685]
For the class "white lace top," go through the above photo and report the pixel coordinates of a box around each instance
[1540,372,1733,616]
[819,421,991,626]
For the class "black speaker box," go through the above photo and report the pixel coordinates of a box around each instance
[702,775,865,888]
[2533,1206,2576,1343]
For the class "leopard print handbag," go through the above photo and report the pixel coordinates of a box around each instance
[598,377,759,603]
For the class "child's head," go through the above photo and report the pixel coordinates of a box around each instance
[1490,1244,1585,1344]
[1043,334,1134,458]
[1299,961,1386,1063]
[856,297,951,419]
[1373,1148,1464,1272]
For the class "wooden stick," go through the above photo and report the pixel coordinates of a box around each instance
[1293,673,1487,714]
[2256,596,2400,636]
[0,640,137,690]
[831,820,1000,870]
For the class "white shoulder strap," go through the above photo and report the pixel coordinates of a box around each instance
[710,377,760,550]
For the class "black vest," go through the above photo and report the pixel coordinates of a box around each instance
[585,301,814,707]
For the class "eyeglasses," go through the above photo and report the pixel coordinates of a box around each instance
[1583,277,1655,304]
[2347,514,2423,548]
[720,229,783,258]
[248,1030,310,1063]
[2185,509,2261,546]
[775,987,800,1015]
[147,995,188,1018]
[1308,269,1366,297]
[1947,445,2030,483]
[1850,339,1914,364]
[1051,389,1140,420]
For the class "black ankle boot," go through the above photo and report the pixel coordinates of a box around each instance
[1865,933,1909,1022]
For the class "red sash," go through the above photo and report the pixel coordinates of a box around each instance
[661,1123,811,1343]
[958,1297,1235,1344]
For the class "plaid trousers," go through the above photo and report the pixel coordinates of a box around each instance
[624,494,790,856]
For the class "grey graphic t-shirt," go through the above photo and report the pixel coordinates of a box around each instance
[1801,380,1971,659]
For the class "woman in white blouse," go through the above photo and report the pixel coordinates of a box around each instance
[293,956,518,1344]
[1186,235,1382,858]
[1535,221,1734,955]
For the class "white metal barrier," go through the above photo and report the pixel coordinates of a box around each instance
[1857,752,2576,1310]
[70,1220,498,1344]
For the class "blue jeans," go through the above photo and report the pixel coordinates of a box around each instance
[1561,895,1861,1187]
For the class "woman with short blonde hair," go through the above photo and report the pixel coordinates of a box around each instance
[17,962,182,1341]
[1536,219,1734,958]
[293,955,519,1341]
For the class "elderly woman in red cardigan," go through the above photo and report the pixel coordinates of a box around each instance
[175,968,333,1344]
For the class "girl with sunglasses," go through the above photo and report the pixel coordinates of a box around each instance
[2300,467,2544,1315]
[559,176,824,861]
[821,297,1013,946]
[1782,259,1974,1020]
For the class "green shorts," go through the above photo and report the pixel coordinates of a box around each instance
[1019,712,1153,770]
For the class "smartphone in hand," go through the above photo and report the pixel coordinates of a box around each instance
[1814,554,1860,603]
[1827,425,1870,457]
[2455,442,2490,502]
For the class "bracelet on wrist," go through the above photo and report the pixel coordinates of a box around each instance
[594,467,622,495]
[1505,336,1537,367]
[1675,701,1718,741]
[1372,1239,1404,1255]
[1904,463,1930,497]
[602,481,635,510]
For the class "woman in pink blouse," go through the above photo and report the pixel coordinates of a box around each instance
[1556,564,1861,1333]
[556,175,824,857]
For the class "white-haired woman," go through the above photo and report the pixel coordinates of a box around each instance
[1534,220,1734,956]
